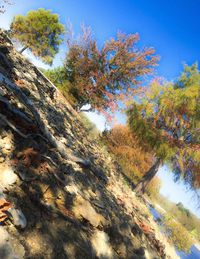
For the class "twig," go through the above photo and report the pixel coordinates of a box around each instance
[42,155,67,186]
[42,155,58,167]
[0,112,48,142]
[0,113,27,138]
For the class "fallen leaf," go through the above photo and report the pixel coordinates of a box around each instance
[0,198,12,223]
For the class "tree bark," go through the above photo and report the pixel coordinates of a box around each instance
[134,158,161,195]
[19,46,28,54]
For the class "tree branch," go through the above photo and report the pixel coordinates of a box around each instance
[19,46,28,54]
[79,108,93,112]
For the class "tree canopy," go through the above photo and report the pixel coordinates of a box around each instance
[64,26,158,114]
[102,124,154,183]
[10,8,65,64]
[127,64,200,191]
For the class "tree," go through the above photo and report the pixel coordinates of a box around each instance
[164,214,193,252]
[102,125,154,183]
[43,66,79,107]
[146,176,162,199]
[127,64,200,194]
[10,8,65,64]
[157,194,200,242]
[65,26,158,113]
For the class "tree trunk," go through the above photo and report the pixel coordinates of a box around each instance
[19,46,28,54]
[134,158,161,195]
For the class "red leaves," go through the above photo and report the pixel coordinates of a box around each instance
[14,79,25,87]
[0,198,12,223]
[16,147,41,167]
[138,221,153,234]
[65,27,158,115]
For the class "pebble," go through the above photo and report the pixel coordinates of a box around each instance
[0,227,25,259]
[0,156,5,163]
[0,165,18,188]
[4,143,12,150]
[8,208,27,229]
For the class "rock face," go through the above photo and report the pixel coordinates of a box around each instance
[0,30,179,259]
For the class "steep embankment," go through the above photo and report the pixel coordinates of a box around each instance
[0,30,178,259]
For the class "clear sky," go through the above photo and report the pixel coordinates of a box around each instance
[158,166,200,217]
[0,0,200,216]
[1,0,200,78]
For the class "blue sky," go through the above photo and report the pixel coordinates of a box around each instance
[1,0,200,78]
[0,0,200,216]
[158,166,200,217]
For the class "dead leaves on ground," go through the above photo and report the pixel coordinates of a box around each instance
[0,198,12,223]
[11,147,43,169]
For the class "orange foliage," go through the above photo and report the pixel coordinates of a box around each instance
[103,125,154,183]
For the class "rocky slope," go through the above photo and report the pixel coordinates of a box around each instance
[0,30,178,259]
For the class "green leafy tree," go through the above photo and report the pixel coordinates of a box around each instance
[127,64,200,194]
[10,8,65,64]
[43,66,78,107]
[65,26,158,114]
[156,194,200,242]
[164,214,193,252]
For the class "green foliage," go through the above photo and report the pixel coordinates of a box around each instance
[156,194,200,242]
[176,202,191,217]
[10,8,65,64]
[127,64,200,189]
[146,176,162,198]
[43,67,78,107]
[79,113,100,140]
[44,67,66,86]
[164,214,193,252]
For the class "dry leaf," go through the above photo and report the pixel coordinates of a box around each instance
[0,198,12,223]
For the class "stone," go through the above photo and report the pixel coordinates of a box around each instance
[4,143,12,150]
[8,208,27,229]
[24,72,34,82]
[0,227,24,259]
[0,165,18,188]
[0,156,5,163]
[134,247,145,256]
[0,227,14,259]
[91,230,114,258]
[0,187,4,199]
[116,243,127,258]
[92,166,108,183]
[64,183,79,195]
[73,195,105,227]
